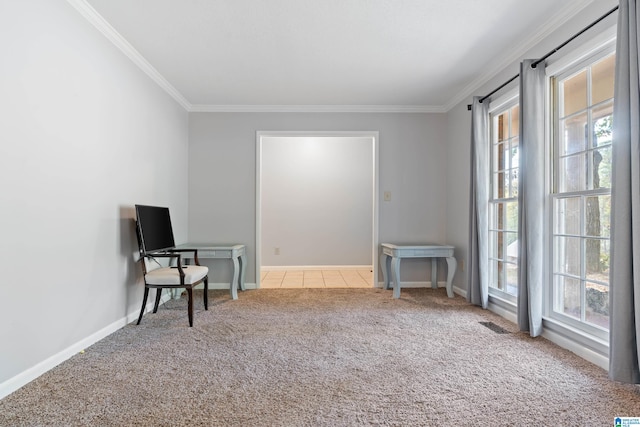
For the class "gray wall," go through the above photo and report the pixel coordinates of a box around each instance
[0,1,189,387]
[261,136,374,266]
[443,0,619,295]
[188,113,449,284]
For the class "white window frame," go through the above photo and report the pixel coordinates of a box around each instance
[488,89,519,305]
[545,29,616,343]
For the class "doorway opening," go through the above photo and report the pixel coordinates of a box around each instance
[256,131,379,288]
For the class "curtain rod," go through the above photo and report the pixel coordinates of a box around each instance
[466,4,619,111]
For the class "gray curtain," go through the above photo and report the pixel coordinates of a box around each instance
[468,97,489,309]
[609,0,640,384]
[517,60,546,337]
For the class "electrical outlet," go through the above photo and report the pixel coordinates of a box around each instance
[274,247,280,255]
[383,191,391,202]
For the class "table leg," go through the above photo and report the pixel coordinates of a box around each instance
[431,258,438,289]
[445,256,457,298]
[380,252,390,289]
[239,252,246,291]
[230,256,239,300]
[391,256,402,299]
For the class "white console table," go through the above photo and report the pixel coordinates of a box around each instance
[380,243,456,299]
[174,243,246,300]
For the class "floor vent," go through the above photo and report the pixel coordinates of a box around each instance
[479,321,511,334]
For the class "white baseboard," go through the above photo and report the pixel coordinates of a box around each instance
[485,297,609,371]
[488,301,518,324]
[261,265,372,271]
[0,293,171,400]
[453,285,466,298]
[193,282,258,290]
[542,327,609,371]
[379,280,447,288]
[376,281,463,291]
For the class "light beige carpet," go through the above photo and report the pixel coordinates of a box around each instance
[1,288,639,426]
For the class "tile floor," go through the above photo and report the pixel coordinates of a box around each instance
[260,268,373,288]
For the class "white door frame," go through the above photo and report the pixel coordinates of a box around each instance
[256,131,379,288]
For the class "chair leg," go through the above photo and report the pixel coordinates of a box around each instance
[204,276,209,311]
[153,288,163,313]
[186,287,194,327]
[137,287,150,325]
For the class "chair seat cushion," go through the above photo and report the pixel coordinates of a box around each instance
[145,265,208,285]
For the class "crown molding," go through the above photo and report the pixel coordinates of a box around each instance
[66,0,192,111]
[67,0,598,115]
[64,0,442,115]
[443,0,596,112]
[189,104,446,113]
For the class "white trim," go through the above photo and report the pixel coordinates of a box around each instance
[374,283,467,296]
[67,0,601,114]
[486,300,609,370]
[445,0,600,112]
[65,0,191,111]
[452,286,466,298]
[201,282,258,290]
[542,320,609,370]
[192,282,257,290]
[256,131,379,290]
[380,281,450,289]
[190,104,445,113]
[0,293,171,400]
[261,265,372,271]
[488,302,518,325]
[545,24,617,76]
[488,88,519,114]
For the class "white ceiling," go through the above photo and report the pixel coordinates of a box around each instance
[78,0,596,112]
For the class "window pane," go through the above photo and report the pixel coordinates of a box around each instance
[490,260,504,290]
[592,146,612,189]
[561,70,588,116]
[506,201,518,232]
[585,282,609,329]
[498,112,508,142]
[511,105,520,138]
[505,232,518,261]
[585,196,610,238]
[554,275,582,320]
[591,54,615,105]
[489,230,498,258]
[489,259,497,288]
[494,172,505,198]
[492,203,504,230]
[506,262,518,295]
[554,197,581,235]
[593,103,613,147]
[559,153,587,192]
[489,228,497,251]
[496,232,505,259]
[503,142,511,170]
[507,170,516,198]
[555,236,581,276]
[586,237,609,281]
[509,143,519,198]
[494,142,506,170]
[560,112,588,156]
[510,105,519,138]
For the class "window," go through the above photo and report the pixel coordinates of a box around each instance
[489,101,519,298]
[551,50,614,333]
